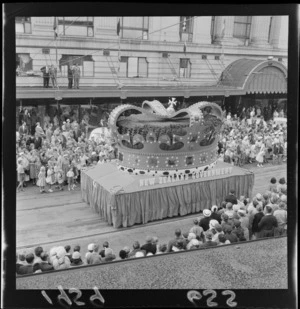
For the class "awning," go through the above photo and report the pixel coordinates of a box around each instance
[219,58,287,94]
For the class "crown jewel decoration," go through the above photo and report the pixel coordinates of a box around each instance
[108,100,223,176]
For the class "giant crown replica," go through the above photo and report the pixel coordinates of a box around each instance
[108,99,223,176]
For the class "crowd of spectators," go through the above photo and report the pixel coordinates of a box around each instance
[218,107,287,167]
[16,184,287,276]
[16,107,114,193]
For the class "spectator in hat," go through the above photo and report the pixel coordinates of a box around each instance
[221,213,234,231]
[141,236,157,255]
[17,253,35,275]
[34,246,44,264]
[85,243,95,261]
[87,244,102,265]
[128,241,147,258]
[70,252,84,267]
[166,229,187,253]
[273,202,287,236]
[257,205,278,238]
[225,189,238,205]
[135,251,145,258]
[52,246,71,270]
[199,209,212,232]
[33,252,54,273]
[189,218,204,241]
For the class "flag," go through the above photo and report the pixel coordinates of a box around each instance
[221,19,226,39]
[53,17,58,39]
[183,41,187,54]
[117,18,120,36]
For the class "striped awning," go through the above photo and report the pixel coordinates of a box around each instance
[219,58,287,94]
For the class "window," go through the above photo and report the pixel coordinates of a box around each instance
[16,53,33,75]
[119,57,148,78]
[179,58,191,78]
[59,55,94,77]
[233,16,252,41]
[15,17,31,33]
[58,17,94,37]
[121,17,149,40]
[180,16,194,42]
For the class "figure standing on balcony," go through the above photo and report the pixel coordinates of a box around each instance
[68,65,73,89]
[49,65,57,88]
[40,65,50,88]
[73,63,80,89]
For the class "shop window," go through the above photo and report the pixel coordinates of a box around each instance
[15,17,31,34]
[16,53,33,75]
[58,17,94,37]
[119,56,148,78]
[179,58,191,78]
[180,16,194,42]
[121,17,149,40]
[59,55,94,77]
[233,16,252,42]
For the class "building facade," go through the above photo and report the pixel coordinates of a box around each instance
[15,16,288,126]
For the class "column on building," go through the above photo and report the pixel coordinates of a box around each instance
[249,16,271,47]
[269,16,288,49]
[213,16,235,45]
[193,16,212,45]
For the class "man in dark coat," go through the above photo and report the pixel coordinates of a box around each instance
[33,133,43,150]
[140,236,157,255]
[40,65,50,88]
[17,253,35,275]
[225,189,238,205]
[18,121,28,139]
[257,205,278,238]
[68,66,73,89]
[199,209,212,231]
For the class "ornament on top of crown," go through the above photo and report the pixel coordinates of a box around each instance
[166,97,177,115]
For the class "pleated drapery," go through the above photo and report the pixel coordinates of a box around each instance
[81,163,254,228]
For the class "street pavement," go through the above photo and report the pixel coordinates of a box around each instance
[16,162,287,259]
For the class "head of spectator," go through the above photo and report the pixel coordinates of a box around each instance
[49,247,59,263]
[175,228,182,238]
[133,241,141,250]
[224,226,233,235]
[193,218,199,226]
[270,196,278,205]
[123,246,130,256]
[263,193,269,201]
[25,253,35,265]
[174,239,185,251]
[221,201,227,209]
[119,250,128,260]
[18,252,26,264]
[103,241,109,248]
[87,243,95,253]
[64,245,71,254]
[221,213,229,222]
[280,194,287,203]
[145,236,153,244]
[255,193,263,201]
[152,236,159,246]
[278,202,286,210]
[232,204,240,212]
[182,232,189,240]
[233,219,241,228]
[157,244,167,254]
[203,209,211,218]
[229,189,235,196]
[226,203,233,210]
[209,219,219,231]
[253,199,259,208]
[53,246,70,270]
[205,231,214,242]
[71,252,83,266]
[279,178,286,185]
[34,246,43,258]
[73,245,80,252]
[265,205,273,214]
[218,234,228,245]
[270,177,277,184]
[214,223,223,233]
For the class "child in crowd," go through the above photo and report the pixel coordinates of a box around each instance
[56,167,64,191]
[37,166,46,193]
[46,165,55,193]
[66,166,75,191]
[17,158,25,192]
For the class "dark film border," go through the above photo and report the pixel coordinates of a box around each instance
[3,2,298,309]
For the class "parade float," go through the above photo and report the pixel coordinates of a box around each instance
[81,99,254,228]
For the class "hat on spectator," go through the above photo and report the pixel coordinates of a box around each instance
[190,239,200,246]
[256,193,263,200]
[188,233,196,241]
[88,243,95,251]
[280,195,287,202]
[209,219,219,230]
[211,205,218,212]
[72,252,81,260]
[203,209,211,217]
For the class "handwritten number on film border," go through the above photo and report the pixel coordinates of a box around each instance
[187,290,237,307]
[41,286,105,308]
